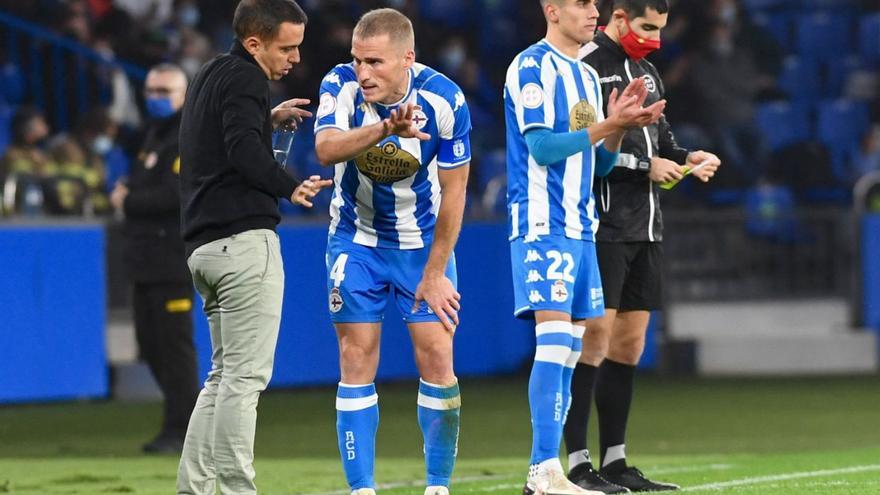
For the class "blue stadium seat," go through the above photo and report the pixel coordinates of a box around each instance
[0,103,12,157]
[777,56,820,103]
[0,64,26,105]
[823,55,867,99]
[418,0,474,28]
[741,0,789,10]
[796,12,853,63]
[752,11,794,47]
[475,148,506,193]
[816,99,871,182]
[859,13,880,64]
[754,101,811,151]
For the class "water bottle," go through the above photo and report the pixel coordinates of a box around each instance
[272,120,297,169]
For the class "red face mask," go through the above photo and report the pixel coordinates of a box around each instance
[618,17,661,61]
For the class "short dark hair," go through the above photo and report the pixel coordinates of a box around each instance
[610,0,669,18]
[233,0,308,42]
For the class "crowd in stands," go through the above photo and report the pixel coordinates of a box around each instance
[0,0,879,219]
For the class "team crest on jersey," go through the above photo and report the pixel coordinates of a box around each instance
[551,280,569,303]
[453,139,466,158]
[569,99,597,131]
[521,83,544,109]
[317,93,337,118]
[354,141,420,183]
[642,74,657,93]
[329,288,343,313]
[412,109,429,130]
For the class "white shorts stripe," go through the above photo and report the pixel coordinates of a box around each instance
[417,392,461,410]
[335,393,379,412]
[535,344,571,364]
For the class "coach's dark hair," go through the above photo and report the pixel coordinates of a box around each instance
[233,0,308,42]
[608,0,669,18]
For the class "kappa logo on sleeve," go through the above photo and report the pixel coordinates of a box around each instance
[519,56,540,70]
[454,91,465,112]
[323,73,342,87]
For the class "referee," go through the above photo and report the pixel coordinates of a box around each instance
[176,1,331,493]
[562,0,721,493]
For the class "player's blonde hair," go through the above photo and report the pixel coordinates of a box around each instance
[353,8,414,50]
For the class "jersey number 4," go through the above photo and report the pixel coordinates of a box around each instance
[330,253,349,287]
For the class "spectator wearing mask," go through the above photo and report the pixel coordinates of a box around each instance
[109,63,199,454]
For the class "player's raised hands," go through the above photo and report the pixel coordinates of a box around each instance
[291,174,333,207]
[271,98,313,129]
[413,274,461,333]
[384,103,431,141]
[607,79,666,130]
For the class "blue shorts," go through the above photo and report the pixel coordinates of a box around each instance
[325,236,458,324]
[510,235,605,320]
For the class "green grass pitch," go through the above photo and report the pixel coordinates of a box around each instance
[0,375,878,494]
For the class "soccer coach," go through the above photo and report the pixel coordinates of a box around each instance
[176,0,331,493]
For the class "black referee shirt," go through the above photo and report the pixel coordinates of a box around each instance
[179,41,300,258]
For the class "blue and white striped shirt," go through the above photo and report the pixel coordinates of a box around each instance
[504,39,605,242]
[315,63,472,249]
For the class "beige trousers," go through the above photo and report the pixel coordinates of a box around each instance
[177,229,284,495]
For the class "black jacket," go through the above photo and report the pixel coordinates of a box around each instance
[122,112,191,284]
[179,41,300,257]
[582,31,690,243]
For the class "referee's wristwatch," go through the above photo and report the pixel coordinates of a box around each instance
[636,157,651,172]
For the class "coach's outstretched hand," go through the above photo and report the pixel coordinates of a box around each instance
[383,103,431,141]
[291,175,333,207]
[413,274,461,333]
[272,98,313,129]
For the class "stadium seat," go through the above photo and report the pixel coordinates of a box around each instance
[0,103,12,157]
[740,0,788,11]
[816,99,871,182]
[859,13,880,64]
[418,0,474,28]
[796,13,853,63]
[823,55,867,99]
[754,101,811,151]
[475,148,506,193]
[777,56,820,103]
[751,10,795,48]
[0,64,26,105]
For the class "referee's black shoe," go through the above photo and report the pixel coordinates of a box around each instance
[599,466,679,492]
[568,463,630,494]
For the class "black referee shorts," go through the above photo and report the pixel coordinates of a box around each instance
[596,241,664,311]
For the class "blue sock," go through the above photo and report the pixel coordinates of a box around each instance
[529,320,573,465]
[418,379,461,487]
[336,383,379,490]
[562,324,585,425]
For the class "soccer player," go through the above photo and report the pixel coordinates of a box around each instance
[505,1,665,494]
[562,1,720,492]
[313,8,470,495]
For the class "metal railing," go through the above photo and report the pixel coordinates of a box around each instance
[0,10,147,130]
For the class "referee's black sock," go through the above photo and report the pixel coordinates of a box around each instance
[563,363,599,465]
[595,358,636,471]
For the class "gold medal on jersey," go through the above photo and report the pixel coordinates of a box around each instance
[569,99,597,131]
[354,141,421,183]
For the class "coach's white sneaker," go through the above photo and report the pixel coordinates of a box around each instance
[351,489,376,495]
[424,486,449,495]
[523,459,604,495]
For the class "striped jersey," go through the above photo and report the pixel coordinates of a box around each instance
[315,63,472,249]
[504,39,605,242]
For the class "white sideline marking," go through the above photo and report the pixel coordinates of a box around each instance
[681,464,880,492]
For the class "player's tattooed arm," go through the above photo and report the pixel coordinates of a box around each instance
[315,103,429,165]
[413,164,468,333]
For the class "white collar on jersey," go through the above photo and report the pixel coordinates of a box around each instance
[540,38,583,63]
[373,67,415,108]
